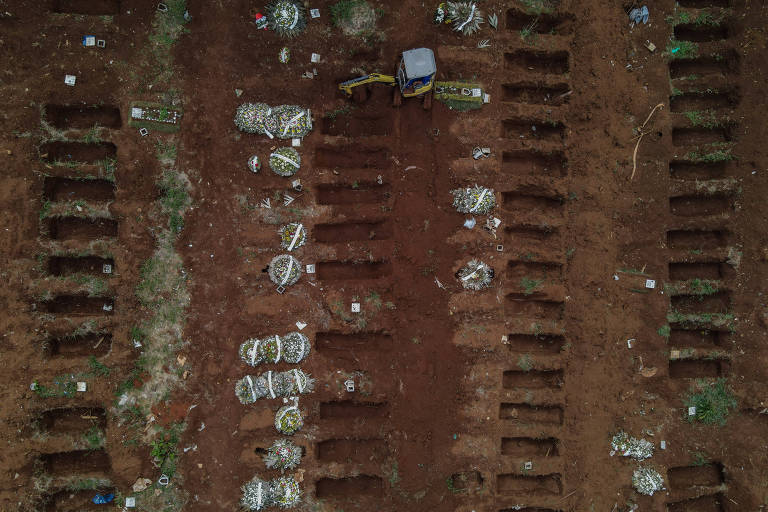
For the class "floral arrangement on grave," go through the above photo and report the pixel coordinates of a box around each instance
[610,431,654,461]
[268,254,302,287]
[241,474,301,510]
[632,467,665,496]
[270,147,301,177]
[266,0,307,38]
[235,369,315,404]
[457,259,494,290]
[234,103,312,139]
[451,185,495,215]
[264,439,302,471]
[279,47,290,63]
[248,155,261,173]
[235,103,273,135]
[239,332,311,367]
[275,397,303,435]
[279,223,306,251]
[446,2,484,35]
[273,105,312,139]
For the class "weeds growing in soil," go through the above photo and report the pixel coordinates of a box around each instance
[665,39,699,59]
[331,0,363,26]
[39,200,51,220]
[155,140,177,162]
[520,20,538,43]
[32,375,78,398]
[689,279,719,295]
[685,378,736,425]
[324,105,352,120]
[521,277,543,295]
[658,324,671,338]
[151,423,184,476]
[65,477,111,491]
[88,356,111,377]
[83,426,104,450]
[517,354,533,372]
[519,0,556,15]
[685,147,735,162]
[119,9,191,505]
[83,125,102,144]
[159,169,191,234]
[690,450,710,466]
[685,110,721,128]
[102,157,117,182]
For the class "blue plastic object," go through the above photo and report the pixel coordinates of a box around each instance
[629,6,650,25]
[92,493,115,504]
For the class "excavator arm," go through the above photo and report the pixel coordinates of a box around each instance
[338,73,396,96]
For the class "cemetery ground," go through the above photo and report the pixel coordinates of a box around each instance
[1,0,768,511]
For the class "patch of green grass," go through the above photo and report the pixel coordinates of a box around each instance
[685,110,720,128]
[689,278,718,295]
[83,125,101,143]
[33,375,78,398]
[684,378,737,426]
[520,24,536,43]
[102,157,117,181]
[83,425,104,449]
[436,96,484,111]
[665,39,699,60]
[658,324,671,338]
[130,325,145,344]
[39,200,51,220]
[52,159,80,168]
[88,356,111,377]
[155,140,177,161]
[520,277,543,295]
[330,0,363,26]
[388,461,400,486]
[151,423,183,476]
[72,274,108,296]
[517,354,533,372]
[365,291,383,311]
[65,478,109,491]
[324,105,352,120]
[159,169,190,234]
[690,450,710,466]
[694,11,721,26]
[519,0,554,15]
[665,11,690,26]
[684,148,735,162]
[445,475,464,494]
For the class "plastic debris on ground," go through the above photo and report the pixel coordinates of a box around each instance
[92,493,114,504]
[629,5,649,25]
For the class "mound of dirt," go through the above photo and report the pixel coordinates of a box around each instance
[336,1,376,36]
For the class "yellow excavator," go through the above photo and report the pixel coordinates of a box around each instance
[338,48,436,109]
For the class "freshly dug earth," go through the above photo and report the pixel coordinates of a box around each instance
[1,0,767,511]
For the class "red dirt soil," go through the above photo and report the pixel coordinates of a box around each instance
[1,0,768,511]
